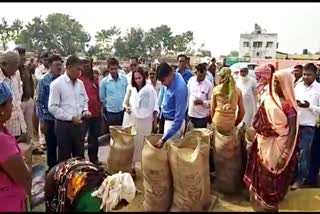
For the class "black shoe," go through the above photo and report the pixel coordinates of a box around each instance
[93,160,103,166]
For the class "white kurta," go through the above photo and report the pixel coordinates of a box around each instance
[236,76,257,127]
[122,85,135,127]
[131,84,158,163]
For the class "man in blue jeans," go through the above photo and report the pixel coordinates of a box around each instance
[293,63,320,189]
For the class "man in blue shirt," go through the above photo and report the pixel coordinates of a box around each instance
[37,54,63,170]
[99,57,128,135]
[155,62,188,149]
[176,54,193,84]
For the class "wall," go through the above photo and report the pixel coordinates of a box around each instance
[239,33,278,59]
[250,58,318,70]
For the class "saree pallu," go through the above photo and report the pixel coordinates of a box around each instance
[244,103,298,209]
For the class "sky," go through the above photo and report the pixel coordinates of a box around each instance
[1,2,320,57]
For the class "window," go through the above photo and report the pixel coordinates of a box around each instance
[266,42,273,48]
[243,42,250,47]
[253,41,263,48]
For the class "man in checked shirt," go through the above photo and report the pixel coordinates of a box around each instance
[0,51,27,142]
[37,54,63,170]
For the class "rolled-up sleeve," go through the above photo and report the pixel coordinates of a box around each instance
[48,82,72,121]
[163,85,188,141]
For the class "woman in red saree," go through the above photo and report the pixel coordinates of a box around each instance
[244,70,299,212]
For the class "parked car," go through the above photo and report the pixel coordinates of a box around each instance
[229,62,258,80]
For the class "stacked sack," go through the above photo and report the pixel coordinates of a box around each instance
[106,126,136,174]
[142,129,212,212]
[212,126,243,194]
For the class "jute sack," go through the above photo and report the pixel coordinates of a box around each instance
[213,127,242,194]
[106,126,136,174]
[142,135,172,211]
[169,128,211,211]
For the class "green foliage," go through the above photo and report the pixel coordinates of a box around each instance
[0,17,23,50]
[15,14,90,55]
[10,13,201,59]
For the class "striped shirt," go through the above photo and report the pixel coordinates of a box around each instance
[0,68,26,136]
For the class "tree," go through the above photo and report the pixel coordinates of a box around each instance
[113,27,146,59]
[0,17,23,50]
[45,13,90,55]
[113,37,128,59]
[172,31,194,54]
[16,14,90,55]
[145,25,174,56]
[95,26,120,56]
[15,16,48,51]
[196,43,212,57]
[228,50,239,57]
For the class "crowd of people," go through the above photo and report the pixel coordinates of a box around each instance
[0,46,319,212]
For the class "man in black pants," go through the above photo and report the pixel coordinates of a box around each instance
[187,63,213,129]
[48,55,91,162]
[37,54,63,169]
[79,57,102,165]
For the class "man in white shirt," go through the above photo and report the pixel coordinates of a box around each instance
[147,68,162,96]
[293,64,303,88]
[293,63,320,189]
[236,67,257,127]
[35,51,50,81]
[187,63,213,128]
[35,51,50,150]
[48,55,91,162]
[202,62,214,85]
[126,56,139,85]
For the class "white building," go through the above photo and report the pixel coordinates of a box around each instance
[239,24,278,59]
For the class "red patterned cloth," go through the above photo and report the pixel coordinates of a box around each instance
[244,101,298,209]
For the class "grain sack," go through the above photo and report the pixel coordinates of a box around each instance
[213,127,242,194]
[169,129,211,211]
[106,126,136,174]
[142,135,172,212]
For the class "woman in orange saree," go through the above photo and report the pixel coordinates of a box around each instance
[244,70,299,212]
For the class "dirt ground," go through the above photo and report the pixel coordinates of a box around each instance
[32,147,320,212]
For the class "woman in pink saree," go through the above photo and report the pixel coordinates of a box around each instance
[244,70,299,212]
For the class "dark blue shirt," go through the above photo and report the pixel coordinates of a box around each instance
[162,73,188,141]
[176,68,193,84]
[36,72,58,122]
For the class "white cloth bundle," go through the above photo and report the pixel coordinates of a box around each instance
[91,171,136,211]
